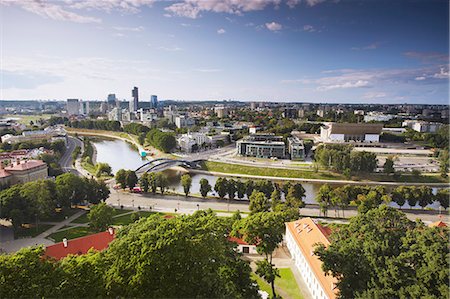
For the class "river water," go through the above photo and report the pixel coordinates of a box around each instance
[93,139,443,209]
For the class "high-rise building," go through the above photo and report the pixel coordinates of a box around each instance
[150,95,158,109]
[66,99,80,116]
[130,87,139,112]
[80,101,90,115]
[107,94,117,105]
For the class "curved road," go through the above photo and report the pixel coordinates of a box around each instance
[59,136,83,176]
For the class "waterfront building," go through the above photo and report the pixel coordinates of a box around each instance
[108,107,122,121]
[0,159,48,186]
[320,122,382,143]
[237,134,285,159]
[285,218,338,299]
[287,136,305,160]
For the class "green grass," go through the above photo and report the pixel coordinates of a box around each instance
[2,114,53,125]
[40,208,80,222]
[277,268,303,299]
[16,224,54,239]
[81,161,96,175]
[71,208,132,224]
[252,269,304,299]
[48,226,93,242]
[201,161,345,180]
[111,211,169,225]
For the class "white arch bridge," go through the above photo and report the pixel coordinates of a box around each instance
[135,158,203,177]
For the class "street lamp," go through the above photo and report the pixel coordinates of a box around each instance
[197,204,199,210]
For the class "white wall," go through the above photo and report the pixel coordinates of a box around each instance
[364,134,379,142]
[329,134,344,142]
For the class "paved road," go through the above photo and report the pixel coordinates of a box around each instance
[106,191,449,224]
[59,136,83,176]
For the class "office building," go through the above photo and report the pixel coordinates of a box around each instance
[80,101,90,115]
[150,95,158,109]
[237,134,285,159]
[175,115,195,128]
[130,87,139,112]
[214,106,229,118]
[288,136,305,160]
[320,122,383,143]
[402,120,442,133]
[283,108,298,119]
[139,109,158,123]
[107,94,117,106]
[286,218,338,299]
[66,99,80,116]
[108,108,122,122]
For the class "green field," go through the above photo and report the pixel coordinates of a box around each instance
[201,161,344,180]
[40,208,80,222]
[2,114,54,125]
[252,268,303,299]
[16,224,54,239]
[71,208,133,224]
[48,226,93,242]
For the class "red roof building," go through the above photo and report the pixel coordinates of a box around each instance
[45,228,115,260]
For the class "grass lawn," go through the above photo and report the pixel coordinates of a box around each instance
[48,226,93,242]
[112,211,168,225]
[252,268,304,299]
[71,208,132,224]
[40,208,80,222]
[2,114,54,125]
[16,224,54,239]
[201,161,345,180]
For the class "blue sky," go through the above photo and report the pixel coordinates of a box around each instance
[1,0,449,104]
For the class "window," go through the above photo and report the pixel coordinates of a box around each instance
[243,246,249,254]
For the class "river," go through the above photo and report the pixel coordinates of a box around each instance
[93,138,443,209]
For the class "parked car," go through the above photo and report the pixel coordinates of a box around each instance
[131,186,142,193]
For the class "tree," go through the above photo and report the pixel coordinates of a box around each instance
[95,162,112,178]
[435,188,449,210]
[244,180,255,199]
[254,180,274,198]
[270,189,282,211]
[86,178,110,204]
[148,173,157,193]
[125,171,138,189]
[255,259,280,298]
[236,180,246,199]
[285,185,306,210]
[115,169,127,189]
[181,174,192,197]
[316,184,332,217]
[214,177,228,199]
[55,173,86,207]
[88,202,115,232]
[155,173,168,194]
[315,205,448,299]
[140,173,150,193]
[391,186,408,209]
[249,191,270,214]
[383,156,395,174]
[439,150,449,178]
[417,186,433,209]
[226,179,238,200]
[199,178,212,198]
[20,180,56,220]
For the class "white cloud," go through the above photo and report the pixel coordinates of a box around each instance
[305,0,327,6]
[265,22,282,31]
[286,0,300,8]
[113,26,144,32]
[2,0,101,23]
[303,25,315,32]
[415,76,426,81]
[317,80,370,91]
[158,46,183,52]
[351,42,382,51]
[363,92,387,99]
[217,28,226,34]
[165,0,281,19]
[433,67,449,79]
[69,0,155,13]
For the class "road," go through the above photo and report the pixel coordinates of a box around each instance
[59,136,83,176]
[105,191,449,224]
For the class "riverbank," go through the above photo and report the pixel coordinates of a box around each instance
[194,161,450,187]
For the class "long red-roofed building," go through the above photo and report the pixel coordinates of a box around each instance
[45,228,115,260]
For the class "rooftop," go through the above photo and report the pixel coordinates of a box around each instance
[4,160,46,172]
[323,122,383,135]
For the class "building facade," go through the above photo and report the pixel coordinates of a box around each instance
[285,218,338,299]
[237,134,285,159]
[0,159,48,186]
[287,136,305,160]
[320,123,383,143]
[1,127,67,144]
[66,99,80,116]
[130,86,139,112]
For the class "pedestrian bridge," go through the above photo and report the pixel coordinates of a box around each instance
[135,158,203,176]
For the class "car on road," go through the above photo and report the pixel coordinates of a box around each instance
[131,186,142,193]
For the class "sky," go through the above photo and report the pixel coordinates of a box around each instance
[0,0,449,104]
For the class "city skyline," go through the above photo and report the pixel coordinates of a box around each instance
[1,0,449,104]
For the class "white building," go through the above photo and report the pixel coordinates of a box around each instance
[177,132,208,152]
[320,122,383,143]
[66,99,80,116]
[228,237,258,254]
[285,218,338,299]
[175,115,195,128]
[402,120,442,133]
[363,112,396,122]
[1,127,67,144]
[108,108,122,121]
[139,109,158,123]
[214,105,229,118]
[80,101,90,115]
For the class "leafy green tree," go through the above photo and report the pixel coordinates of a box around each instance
[255,259,280,299]
[316,184,333,217]
[383,156,395,174]
[226,179,238,200]
[125,170,138,189]
[439,150,449,178]
[214,177,228,199]
[55,173,86,207]
[140,173,150,192]
[199,178,212,198]
[357,190,384,214]
[20,180,56,220]
[244,180,255,199]
[115,169,127,189]
[285,185,306,210]
[417,186,433,209]
[103,211,259,298]
[155,172,168,194]
[236,180,246,199]
[181,174,192,196]
[87,178,110,204]
[435,188,449,210]
[249,191,270,214]
[315,205,449,299]
[254,180,274,198]
[88,202,115,232]
[270,189,282,211]
[95,162,112,178]
[391,186,408,209]
[148,172,157,193]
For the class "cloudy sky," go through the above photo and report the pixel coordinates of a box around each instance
[1,0,449,104]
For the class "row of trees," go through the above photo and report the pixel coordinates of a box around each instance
[316,184,449,217]
[68,120,121,131]
[314,144,378,174]
[115,170,170,195]
[0,173,110,231]
[0,211,261,298]
[146,129,176,153]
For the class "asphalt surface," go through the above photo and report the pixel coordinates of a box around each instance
[59,136,83,176]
